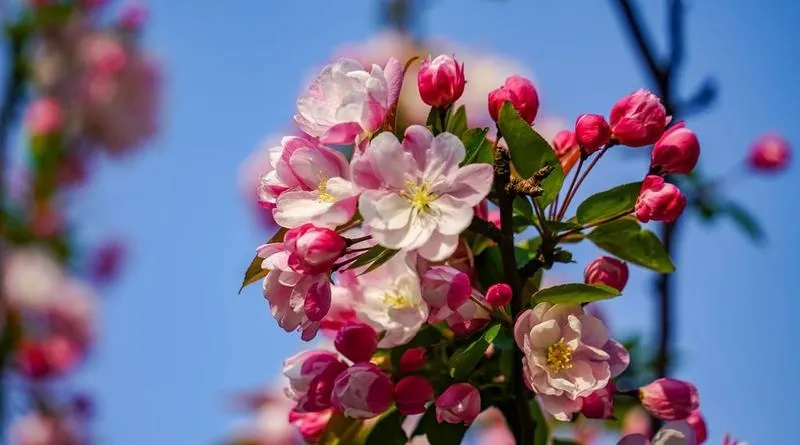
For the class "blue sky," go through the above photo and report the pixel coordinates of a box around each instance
[71,0,799,443]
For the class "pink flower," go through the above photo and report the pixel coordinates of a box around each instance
[635,175,687,223]
[295,58,403,145]
[513,302,630,420]
[748,133,791,172]
[259,136,359,229]
[285,224,346,274]
[618,421,697,445]
[435,383,481,425]
[7,413,72,445]
[639,378,700,421]
[417,54,465,108]
[334,321,378,363]
[686,410,708,444]
[25,97,63,135]
[421,265,472,310]
[609,89,668,147]
[622,406,652,437]
[580,382,616,419]
[283,350,347,412]
[353,125,493,261]
[89,239,125,284]
[723,433,747,445]
[485,283,512,307]
[488,75,540,124]
[331,363,393,419]
[289,408,333,443]
[4,247,63,311]
[551,130,580,174]
[427,279,490,337]
[394,375,434,415]
[575,114,611,153]
[477,425,515,445]
[399,347,427,373]
[584,256,629,292]
[118,3,148,30]
[651,122,700,174]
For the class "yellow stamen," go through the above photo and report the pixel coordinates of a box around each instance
[402,181,436,212]
[546,338,574,373]
[317,175,335,203]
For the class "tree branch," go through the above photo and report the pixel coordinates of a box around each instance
[612,0,666,88]
[468,216,506,246]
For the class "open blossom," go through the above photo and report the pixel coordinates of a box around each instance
[331,363,393,419]
[295,58,403,145]
[25,97,63,135]
[635,175,687,223]
[283,350,347,412]
[618,421,697,445]
[353,126,493,261]
[4,247,64,311]
[259,136,359,229]
[514,302,630,420]
[610,89,668,147]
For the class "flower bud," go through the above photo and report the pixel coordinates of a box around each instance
[488,75,540,124]
[399,347,427,373]
[686,409,708,444]
[609,89,668,147]
[289,408,333,443]
[417,55,465,108]
[639,378,699,421]
[584,256,629,292]
[331,363,393,419]
[16,341,54,380]
[118,3,148,30]
[25,98,63,136]
[485,283,512,307]
[421,266,472,310]
[435,383,481,425]
[635,175,686,223]
[552,130,580,173]
[748,133,791,172]
[394,376,434,415]
[650,122,700,174]
[285,224,346,275]
[580,382,616,419]
[283,350,347,411]
[575,114,611,153]
[334,321,378,363]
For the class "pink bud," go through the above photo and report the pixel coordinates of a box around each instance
[552,130,580,173]
[334,321,377,363]
[289,408,333,443]
[575,114,611,153]
[487,210,501,229]
[650,122,700,174]
[435,383,481,425]
[485,283,512,307]
[331,363,393,419]
[580,382,616,419]
[394,375,434,415]
[488,75,540,124]
[90,239,125,284]
[283,350,347,411]
[285,224,346,275]
[685,409,708,444]
[635,175,686,223]
[417,54,465,108]
[16,341,54,380]
[639,378,699,421]
[25,98,62,136]
[421,266,472,310]
[399,347,427,373]
[609,89,668,147]
[584,256,629,292]
[118,3,148,30]
[748,133,791,172]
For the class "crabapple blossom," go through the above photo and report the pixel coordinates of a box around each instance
[575,113,611,153]
[25,97,63,135]
[353,125,493,261]
[289,409,333,443]
[331,363,393,419]
[394,375,434,415]
[640,378,700,421]
[551,129,581,173]
[282,350,347,412]
[421,265,472,310]
[417,54,466,108]
[398,347,427,373]
[435,383,481,425]
[748,133,791,172]
[610,89,668,147]
[635,175,687,223]
[488,75,540,124]
[651,122,700,174]
[584,256,629,292]
[3,247,63,311]
[285,224,346,275]
[686,410,708,444]
[580,382,616,419]
[118,3,148,30]
[485,283,512,307]
[428,283,490,337]
[513,302,630,420]
[295,58,403,145]
[334,321,378,363]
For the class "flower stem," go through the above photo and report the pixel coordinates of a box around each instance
[557,144,614,221]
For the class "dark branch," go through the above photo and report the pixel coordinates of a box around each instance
[667,0,685,77]
[612,0,666,87]
[468,216,506,245]
[518,257,545,282]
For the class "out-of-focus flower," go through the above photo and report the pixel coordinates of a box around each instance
[331,363,393,419]
[575,113,611,153]
[513,302,630,420]
[89,239,125,284]
[686,410,708,444]
[488,75,539,124]
[334,321,378,363]
[623,406,652,438]
[7,412,75,445]
[4,247,63,311]
[435,383,480,425]
[394,375,434,415]
[748,133,791,172]
[635,175,686,223]
[551,129,581,174]
[289,408,332,443]
[25,97,63,136]
[417,54,465,108]
[584,256,629,292]
[722,433,747,445]
[118,3,148,30]
[618,421,696,445]
[239,139,278,230]
[639,378,700,421]
[609,89,668,147]
[283,350,347,412]
[353,126,493,261]
[650,122,700,174]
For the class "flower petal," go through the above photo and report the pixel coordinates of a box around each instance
[321,122,363,145]
[274,190,332,228]
[530,319,562,349]
[416,231,458,261]
[424,132,466,182]
[444,164,494,206]
[432,195,474,236]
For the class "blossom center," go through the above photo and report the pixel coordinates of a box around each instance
[402,181,436,213]
[317,175,335,203]
[545,338,573,373]
[381,278,420,310]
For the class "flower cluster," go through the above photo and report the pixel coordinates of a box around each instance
[235,46,760,445]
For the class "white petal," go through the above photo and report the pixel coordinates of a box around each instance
[416,231,458,261]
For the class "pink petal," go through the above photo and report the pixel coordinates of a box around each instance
[320,122,363,145]
[416,231,459,261]
[424,132,465,181]
[445,164,494,206]
[384,57,404,107]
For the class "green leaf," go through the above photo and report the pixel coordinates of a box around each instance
[576,182,642,225]
[413,406,468,445]
[362,248,400,274]
[529,400,551,445]
[587,218,675,273]
[348,245,400,274]
[513,196,534,221]
[723,202,765,244]
[426,107,442,134]
[239,228,287,293]
[366,409,407,445]
[533,283,620,305]
[448,324,502,379]
[552,440,581,445]
[320,413,364,445]
[446,105,468,138]
[475,245,504,288]
[544,220,582,233]
[496,102,564,206]
[460,127,492,166]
